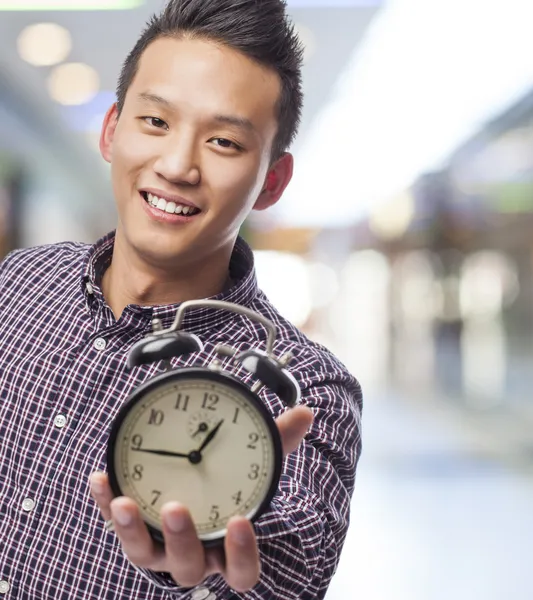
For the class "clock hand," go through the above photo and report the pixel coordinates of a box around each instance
[198,419,224,453]
[131,448,190,459]
[192,422,209,438]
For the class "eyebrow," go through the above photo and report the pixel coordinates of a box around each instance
[137,92,172,108]
[137,92,257,134]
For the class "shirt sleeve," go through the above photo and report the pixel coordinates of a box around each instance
[243,373,362,599]
[134,367,363,600]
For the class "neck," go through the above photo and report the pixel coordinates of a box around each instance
[101,235,233,319]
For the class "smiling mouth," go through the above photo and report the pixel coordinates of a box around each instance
[140,191,201,216]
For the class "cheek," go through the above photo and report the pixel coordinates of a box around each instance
[206,157,262,213]
[112,127,154,181]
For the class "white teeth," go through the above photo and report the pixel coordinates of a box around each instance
[144,193,197,215]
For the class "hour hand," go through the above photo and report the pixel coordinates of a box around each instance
[198,419,224,453]
[192,422,209,438]
[131,448,190,459]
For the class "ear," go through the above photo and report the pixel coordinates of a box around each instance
[254,153,294,211]
[99,103,119,164]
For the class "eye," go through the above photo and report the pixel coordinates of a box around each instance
[211,138,242,151]
[142,117,169,130]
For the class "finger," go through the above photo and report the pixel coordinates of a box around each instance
[161,502,207,587]
[110,496,163,569]
[205,545,226,576]
[224,517,260,592]
[90,471,115,521]
[275,405,314,456]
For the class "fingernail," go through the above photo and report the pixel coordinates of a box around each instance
[112,505,132,526]
[230,521,251,546]
[165,510,188,533]
[91,478,104,494]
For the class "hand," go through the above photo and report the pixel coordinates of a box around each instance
[90,405,313,592]
[131,448,190,459]
[197,419,224,453]
[191,422,209,438]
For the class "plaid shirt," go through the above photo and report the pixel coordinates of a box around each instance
[0,232,362,600]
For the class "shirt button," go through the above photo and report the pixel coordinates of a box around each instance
[54,414,67,429]
[191,588,211,600]
[22,498,35,512]
[86,282,94,295]
[93,337,107,351]
[0,580,10,594]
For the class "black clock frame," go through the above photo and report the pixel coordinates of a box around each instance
[106,367,284,547]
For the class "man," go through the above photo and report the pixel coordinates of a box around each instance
[0,0,362,598]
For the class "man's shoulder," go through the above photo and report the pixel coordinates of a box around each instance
[250,292,356,387]
[0,240,90,284]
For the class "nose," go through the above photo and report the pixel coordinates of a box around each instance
[153,132,201,186]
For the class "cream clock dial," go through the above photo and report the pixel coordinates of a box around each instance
[107,368,283,545]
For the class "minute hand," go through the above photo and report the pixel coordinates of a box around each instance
[131,448,190,458]
[198,419,224,453]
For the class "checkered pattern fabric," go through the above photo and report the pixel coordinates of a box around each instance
[0,232,362,599]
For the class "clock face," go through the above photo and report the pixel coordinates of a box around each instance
[107,369,282,544]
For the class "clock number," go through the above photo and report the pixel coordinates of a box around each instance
[132,465,144,481]
[209,505,220,522]
[232,490,242,506]
[148,409,165,426]
[248,463,260,480]
[131,434,143,450]
[201,393,219,411]
[232,407,240,424]
[151,490,162,506]
[175,393,190,412]
[247,433,259,450]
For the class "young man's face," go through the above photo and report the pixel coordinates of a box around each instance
[100,37,292,271]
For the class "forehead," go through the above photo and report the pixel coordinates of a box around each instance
[127,37,281,132]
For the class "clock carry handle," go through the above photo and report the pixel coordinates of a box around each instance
[170,300,276,351]
[128,300,301,407]
[172,300,301,408]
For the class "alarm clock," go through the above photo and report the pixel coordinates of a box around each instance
[106,300,300,546]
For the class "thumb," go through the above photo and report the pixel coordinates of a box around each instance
[275,405,314,456]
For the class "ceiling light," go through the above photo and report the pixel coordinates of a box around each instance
[48,63,99,106]
[17,23,71,67]
[0,0,143,9]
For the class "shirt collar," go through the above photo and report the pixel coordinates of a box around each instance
[81,230,259,333]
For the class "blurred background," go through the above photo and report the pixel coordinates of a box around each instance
[1,0,533,598]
